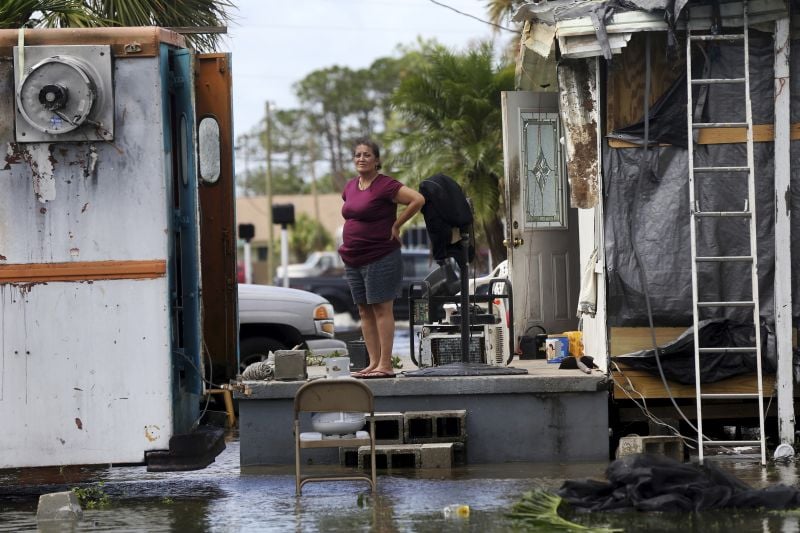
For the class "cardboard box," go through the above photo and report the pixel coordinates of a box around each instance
[545,337,569,364]
[274,350,307,380]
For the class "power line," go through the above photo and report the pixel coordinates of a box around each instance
[233,24,486,35]
[427,0,521,34]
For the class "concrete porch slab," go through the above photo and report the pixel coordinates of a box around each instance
[236,361,610,466]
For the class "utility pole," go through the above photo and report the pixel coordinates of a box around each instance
[243,133,251,190]
[308,136,320,226]
[265,102,274,284]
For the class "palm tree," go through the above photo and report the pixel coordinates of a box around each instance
[390,42,514,264]
[0,0,233,51]
[485,0,526,27]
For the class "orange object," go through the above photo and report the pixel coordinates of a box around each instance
[562,331,584,357]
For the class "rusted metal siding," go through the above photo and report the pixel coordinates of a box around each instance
[558,58,599,209]
[0,27,185,58]
[195,53,238,378]
[0,48,175,467]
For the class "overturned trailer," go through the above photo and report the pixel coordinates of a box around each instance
[0,27,237,469]
[506,0,797,457]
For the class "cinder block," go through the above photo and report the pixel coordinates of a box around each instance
[37,491,83,521]
[452,442,466,465]
[404,410,466,444]
[421,443,455,468]
[339,447,360,467]
[616,434,684,462]
[372,412,404,445]
[358,444,422,469]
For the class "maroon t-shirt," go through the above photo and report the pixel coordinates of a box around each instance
[338,174,403,267]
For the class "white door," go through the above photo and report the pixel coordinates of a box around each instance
[501,91,580,339]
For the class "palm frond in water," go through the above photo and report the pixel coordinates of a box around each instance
[508,489,622,532]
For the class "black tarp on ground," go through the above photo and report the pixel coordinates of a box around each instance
[558,453,800,512]
[603,34,793,329]
[612,318,774,383]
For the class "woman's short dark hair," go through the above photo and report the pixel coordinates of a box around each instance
[352,137,381,170]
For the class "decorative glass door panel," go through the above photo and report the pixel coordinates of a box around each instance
[522,112,565,229]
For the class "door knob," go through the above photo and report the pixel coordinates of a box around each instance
[503,237,524,248]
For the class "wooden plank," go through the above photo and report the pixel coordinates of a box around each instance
[609,123,800,147]
[612,365,775,399]
[606,33,682,134]
[0,260,166,283]
[698,124,772,144]
[609,326,686,355]
[616,401,796,422]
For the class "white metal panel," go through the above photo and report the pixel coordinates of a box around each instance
[555,11,670,38]
[577,58,607,372]
[773,16,793,447]
[0,279,172,467]
[0,56,167,264]
[522,0,788,60]
[558,34,630,58]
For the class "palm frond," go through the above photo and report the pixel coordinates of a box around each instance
[509,490,623,532]
[0,0,96,29]
[1,0,234,50]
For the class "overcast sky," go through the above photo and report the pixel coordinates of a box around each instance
[219,0,510,146]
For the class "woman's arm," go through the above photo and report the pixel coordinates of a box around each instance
[391,185,425,242]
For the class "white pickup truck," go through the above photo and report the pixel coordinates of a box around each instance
[237,283,347,372]
[275,251,344,279]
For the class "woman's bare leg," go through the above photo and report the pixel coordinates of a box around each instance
[372,300,396,373]
[358,303,380,373]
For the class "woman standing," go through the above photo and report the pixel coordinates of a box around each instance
[339,138,425,378]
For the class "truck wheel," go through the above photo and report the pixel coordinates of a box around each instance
[239,337,287,373]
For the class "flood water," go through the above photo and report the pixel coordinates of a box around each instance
[2,323,799,531]
[3,431,800,532]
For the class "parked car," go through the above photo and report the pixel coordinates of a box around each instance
[237,283,347,373]
[286,249,437,320]
[275,251,344,280]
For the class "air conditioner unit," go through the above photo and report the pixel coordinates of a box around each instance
[418,322,510,367]
[419,331,484,366]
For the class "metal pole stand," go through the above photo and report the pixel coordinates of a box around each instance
[404,231,527,377]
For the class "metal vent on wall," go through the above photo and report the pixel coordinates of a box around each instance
[14,45,114,142]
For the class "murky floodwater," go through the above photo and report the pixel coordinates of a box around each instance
[3,432,800,532]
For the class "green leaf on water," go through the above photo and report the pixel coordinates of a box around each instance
[72,482,110,509]
[508,490,622,532]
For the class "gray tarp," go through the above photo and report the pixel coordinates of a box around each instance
[603,34,799,333]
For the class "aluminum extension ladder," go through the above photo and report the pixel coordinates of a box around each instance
[685,0,766,465]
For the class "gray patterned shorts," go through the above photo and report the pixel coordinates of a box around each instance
[344,248,402,305]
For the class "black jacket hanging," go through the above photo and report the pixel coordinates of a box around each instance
[419,173,474,262]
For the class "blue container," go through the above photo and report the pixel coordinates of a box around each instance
[545,336,569,364]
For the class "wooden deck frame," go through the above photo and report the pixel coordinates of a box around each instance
[609,327,793,409]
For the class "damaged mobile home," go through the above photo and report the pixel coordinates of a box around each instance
[505,0,796,462]
[0,27,238,470]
